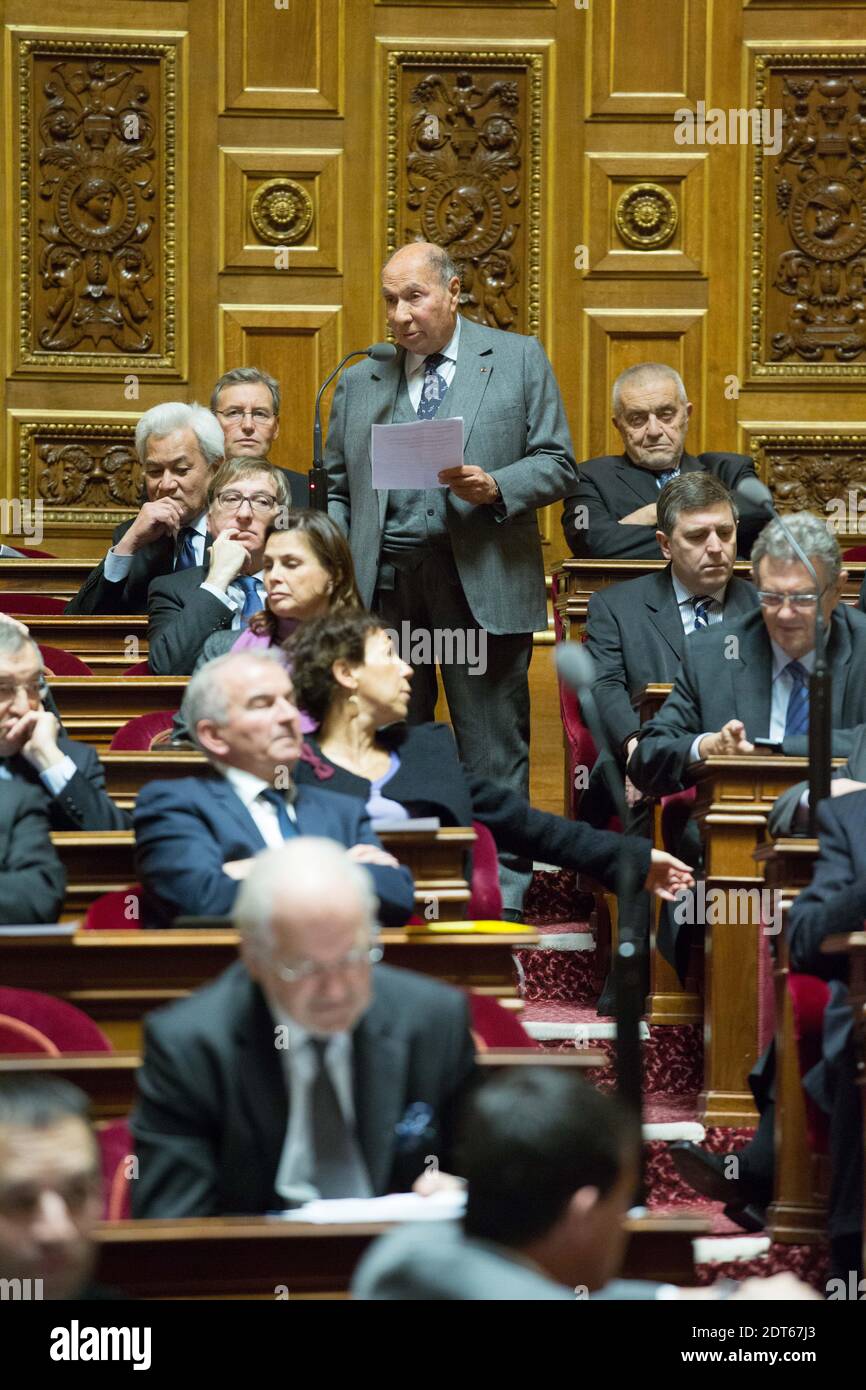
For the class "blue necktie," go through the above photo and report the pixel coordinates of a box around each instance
[783,660,810,738]
[258,788,297,840]
[175,527,198,571]
[656,468,681,487]
[236,575,263,624]
[416,352,448,419]
[691,595,712,629]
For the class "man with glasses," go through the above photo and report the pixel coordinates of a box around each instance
[211,367,307,506]
[67,402,224,616]
[133,650,414,928]
[147,458,289,675]
[562,363,765,559]
[131,837,473,1216]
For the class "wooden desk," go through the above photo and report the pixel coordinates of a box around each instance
[754,838,825,1245]
[552,558,866,640]
[1,928,536,1049]
[22,616,148,674]
[0,557,98,599]
[99,750,205,806]
[692,756,843,1126]
[822,929,866,1280]
[51,678,186,747]
[92,1211,707,1298]
[51,827,478,923]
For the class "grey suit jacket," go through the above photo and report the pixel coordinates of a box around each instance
[147,564,236,675]
[629,604,866,797]
[585,567,759,758]
[324,316,577,634]
[769,722,866,835]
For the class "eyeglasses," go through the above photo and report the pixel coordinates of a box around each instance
[757,588,826,610]
[0,677,46,706]
[275,944,383,985]
[217,408,274,423]
[214,490,278,515]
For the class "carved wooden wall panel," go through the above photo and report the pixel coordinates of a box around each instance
[220,0,343,115]
[220,147,342,274]
[741,426,866,541]
[585,153,706,275]
[9,413,141,534]
[588,0,706,118]
[385,50,544,336]
[14,32,183,376]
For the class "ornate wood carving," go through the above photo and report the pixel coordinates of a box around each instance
[250,178,314,246]
[753,55,866,376]
[18,39,179,372]
[387,52,542,335]
[614,183,679,249]
[17,422,140,527]
[750,432,866,543]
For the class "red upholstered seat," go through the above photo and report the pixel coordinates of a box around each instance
[0,593,66,614]
[466,820,503,921]
[11,547,56,558]
[0,988,111,1053]
[468,992,538,1050]
[82,886,143,931]
[659,785,697,852]
[109,711,177,750]
[787,972,831,1154]
[842,545,866,561]
[38,644,93,677]
[121,660,151,676]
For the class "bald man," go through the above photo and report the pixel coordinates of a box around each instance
[325,242,577,919]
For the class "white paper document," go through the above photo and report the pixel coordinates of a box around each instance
[278,1190,466,1225]
[371,417,464,490]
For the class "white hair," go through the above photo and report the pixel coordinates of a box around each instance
[612,362,688,417]
[180,648,286,751]
[233,838,380,966]
[0,623,43,669]
[134,402,225,468]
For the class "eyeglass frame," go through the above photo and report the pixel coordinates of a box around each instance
[756,584,829,611]
[216,407,275,423]
[274,943,383,985]
[0,675,48,706]
[213,489,279,516]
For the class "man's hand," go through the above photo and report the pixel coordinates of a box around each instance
[624,737,644,806]
[412,1169,467,1197]
[437,465,499,506]
[619,502,658,526]
[831,777,866,798]
[206,529,249,592]
[644,849,694,902]
[347,844,400,869]
[114,498,187,555]
[8,708,64,771]
[698,720,756,759]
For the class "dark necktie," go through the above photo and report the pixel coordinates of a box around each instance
[175,526,198,571]
[783,660,810,738]
[416,352,448,420]
[258,787,297,840]
[309,1039,371,1198]
[691,595,712,629]
[656,467,681,487]
[236,574,263,623]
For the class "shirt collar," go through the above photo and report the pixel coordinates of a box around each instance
[670,568,727,609]
[770,640,816,679]
[406,315,461,377]
[266,996,352,1054]
[189,511,208,537]
[218,762,296,806]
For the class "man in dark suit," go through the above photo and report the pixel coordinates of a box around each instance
[0,783,65,924]
[131,837,474,1216]
[325,241,577,918]
[210,366,308,506]
[0,624,127,832]
[769,721,866,836]
[66,402,224,616]
[146,458,291,675]
[133,649,414,927]
[562,362,764,559]
[584,472,758,811]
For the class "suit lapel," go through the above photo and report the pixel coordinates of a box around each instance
[362,357,404,528]
[234,977,289,1202]
[440,317,493,452]
[827,610,853,724]
[723,576,757,621]
[614,456,661,507]
[731,614,773,737]
[208,774,270,851]
[352,986,408,1194]
[643,568,685,661]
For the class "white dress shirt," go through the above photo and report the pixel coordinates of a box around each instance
[404,317,461,411]
[0,754,77,797]
[103,509,208,582]
[689,642,817,764]
[268,1005,370,1206]
[219,764,298,848]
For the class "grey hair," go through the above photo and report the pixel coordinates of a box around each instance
[211,368,281,418]
[134,402,225,469]
[612,363,688,417]
[180,648,286,752]
[0,622,42,668]
[233,838,380,966]
[382,243,460,289]
[751,511,842,585]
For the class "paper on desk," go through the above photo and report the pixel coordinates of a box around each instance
[371,417,463,490]
[279,1190,466,1224]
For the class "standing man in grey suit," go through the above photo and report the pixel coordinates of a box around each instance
[324,242,577,916]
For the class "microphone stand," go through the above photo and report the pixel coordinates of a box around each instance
[309,345,396,510]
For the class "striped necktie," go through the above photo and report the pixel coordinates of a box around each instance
[783,660,810,738]
[691,595,712,629]
[656,468,681,488]
[417,353,448,419]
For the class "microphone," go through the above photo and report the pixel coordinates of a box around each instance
[309,343,398,510]
[735,476,831,832]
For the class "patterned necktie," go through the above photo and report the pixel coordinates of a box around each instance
[783,660,810,738]
[235,574,263,623]
[656,468,681,488]
[416,352,448,419]
[309,1039,371,1198]
[175,526,198,571]
[691,595,712,629]
[258,788,297,840]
